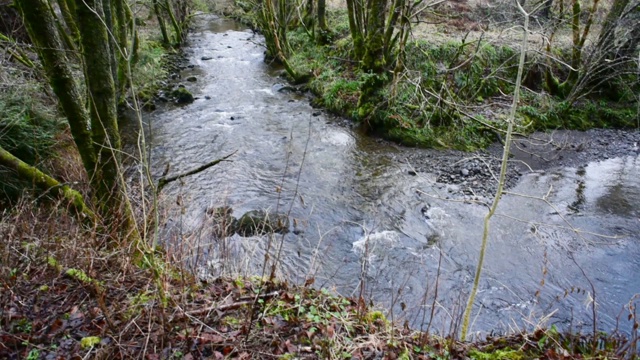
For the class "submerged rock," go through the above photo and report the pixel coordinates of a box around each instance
[235,210,289,236]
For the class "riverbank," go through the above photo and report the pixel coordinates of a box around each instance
[225,3,638,151]
[1,205,635,358]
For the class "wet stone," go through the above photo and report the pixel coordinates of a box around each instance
[236,210,289,236]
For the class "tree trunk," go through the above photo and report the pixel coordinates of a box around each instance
[317,0,326,29]
[164,0,183,44]
[48,0,77,53]
[15,0,97,177]
[153,0,170,45]
[113,0,130,95]
[74,0,137,238]
[100,0,119,91]
[362,0,387,73]
[56,0,79,38]
[346,0,365,60]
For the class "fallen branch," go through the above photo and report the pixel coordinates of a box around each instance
[185,291,280,316]
[0,145,95,220]
[156,151,236,192]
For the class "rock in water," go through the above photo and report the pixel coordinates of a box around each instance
[171,88,194,104]
[236,210,289,236]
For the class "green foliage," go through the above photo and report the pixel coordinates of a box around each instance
[131,39,168,103]
[403,40,518,101]
[322,78,361,114]
[0,86,62,164]
[26,349,40,360]
[469,348,525,360]
[65,268,103,289]
[520,98,637,130]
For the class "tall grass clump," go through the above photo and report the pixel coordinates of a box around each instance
[0,75,66,204]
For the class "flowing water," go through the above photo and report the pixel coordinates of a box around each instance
[137,15,640,335]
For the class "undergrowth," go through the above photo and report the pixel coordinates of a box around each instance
[0,69,66,204]
[276,9,639,150]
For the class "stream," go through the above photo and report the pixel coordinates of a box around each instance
[134,15,640,336]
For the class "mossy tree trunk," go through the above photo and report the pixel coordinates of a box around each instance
[47,0,77,53]
[56,0,79,40]
[16,0,139,242]
[345,0,365,60]
[113,0,130,95]
[0,145,95,220]
[74,0,137,236]
[153,0,170,46]
[545,0,600,100]
[361,0,387,73]
[164,0,183,44]
[15,0,96,176]
[98,0,119,91]
[316,0,328,43]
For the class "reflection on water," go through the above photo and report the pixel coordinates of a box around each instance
[135,15,640,335]
[581,157,640,218]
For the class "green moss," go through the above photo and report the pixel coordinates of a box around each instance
[171,87,194,104]
[469,348,525,360]
[80,336,101,349]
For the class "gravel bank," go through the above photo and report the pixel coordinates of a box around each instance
[401,129,640,199]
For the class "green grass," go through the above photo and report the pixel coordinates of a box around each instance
[0,79,66,203]
[131,37,169,104]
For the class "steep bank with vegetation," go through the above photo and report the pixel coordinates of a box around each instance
[232,0,639,150]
